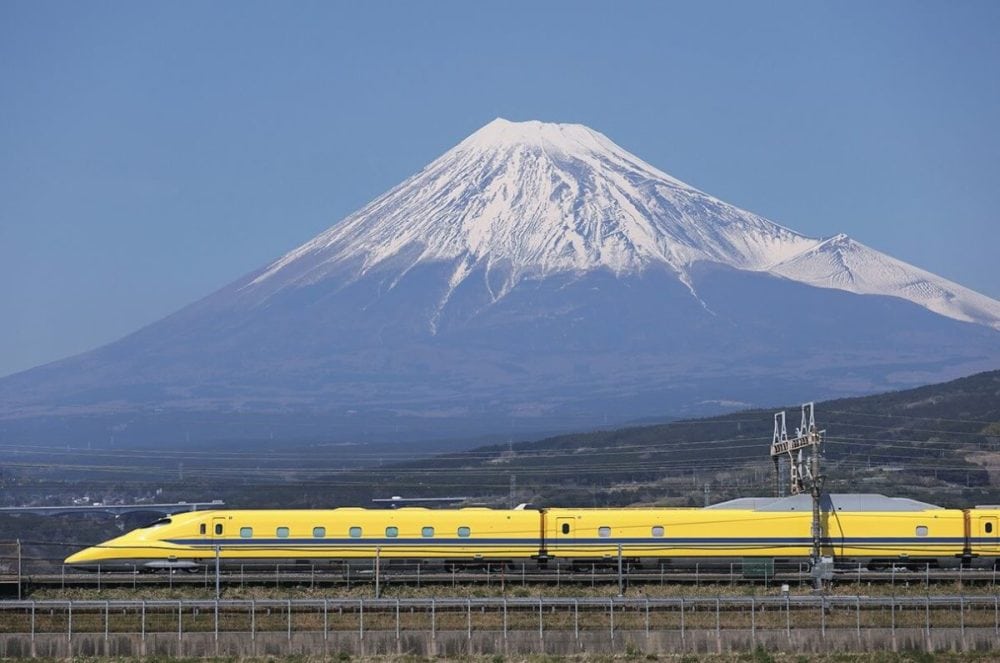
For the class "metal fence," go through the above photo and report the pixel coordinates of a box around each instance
[1,596,999,640]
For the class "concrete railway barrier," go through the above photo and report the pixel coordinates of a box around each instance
[0,596,998,657]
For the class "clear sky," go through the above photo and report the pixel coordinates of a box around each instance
[2,1,998,378]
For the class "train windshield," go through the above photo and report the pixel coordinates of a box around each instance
[138,518,173,529]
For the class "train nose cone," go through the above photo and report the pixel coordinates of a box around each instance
[64,548,99,566]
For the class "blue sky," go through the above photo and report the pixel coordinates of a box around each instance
[1,1,998,377]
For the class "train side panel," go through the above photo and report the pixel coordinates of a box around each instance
[968,507,1000,567]
[186,508,542,562]
[828,509,966,568]
[544,508,814,564]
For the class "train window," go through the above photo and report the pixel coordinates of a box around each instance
[422,527,435,538]
[349,527,362,538]
[214,523,223,536]
[457,526,471,538]
[651,526,665,537]
[200,524,206,535]
[240,527,253,538]
[385,526,399,537]
[561,523,570,534]
[313,527,326,538]
[141,518,173,529]
[987,523,994,534]
[276,527,290,538]
[915,526,928,537]
[598,526,611,538]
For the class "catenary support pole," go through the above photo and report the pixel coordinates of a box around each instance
[617,544,624,596]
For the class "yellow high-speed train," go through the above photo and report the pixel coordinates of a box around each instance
[65,494,1000,571]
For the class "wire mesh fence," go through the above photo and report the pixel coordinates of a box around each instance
[1,596,998,638]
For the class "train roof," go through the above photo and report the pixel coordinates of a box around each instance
[706,493,944,512]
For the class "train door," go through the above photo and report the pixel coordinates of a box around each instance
[211,516,226,541]
[980,516,998,553]
[555,517,574,547]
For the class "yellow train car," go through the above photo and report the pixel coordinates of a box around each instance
[823,508,966,567]
[544,494,968,569]
[968,506,1000,566]
[544,506,812,564]
[65,506,542,570]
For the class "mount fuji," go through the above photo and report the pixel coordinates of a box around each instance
[3,119,999,445]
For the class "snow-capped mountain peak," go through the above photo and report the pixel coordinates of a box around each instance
[458,118,619,154]
[245,119,1000,330]
[249,119,812,286]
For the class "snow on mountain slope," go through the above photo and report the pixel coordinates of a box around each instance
[767,235,1000,330]
[243,118,999,330]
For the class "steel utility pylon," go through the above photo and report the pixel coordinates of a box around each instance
[770,402,829,589]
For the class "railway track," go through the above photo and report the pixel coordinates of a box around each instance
[4,565,999,591]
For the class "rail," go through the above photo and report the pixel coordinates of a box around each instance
[4,561,999,593]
